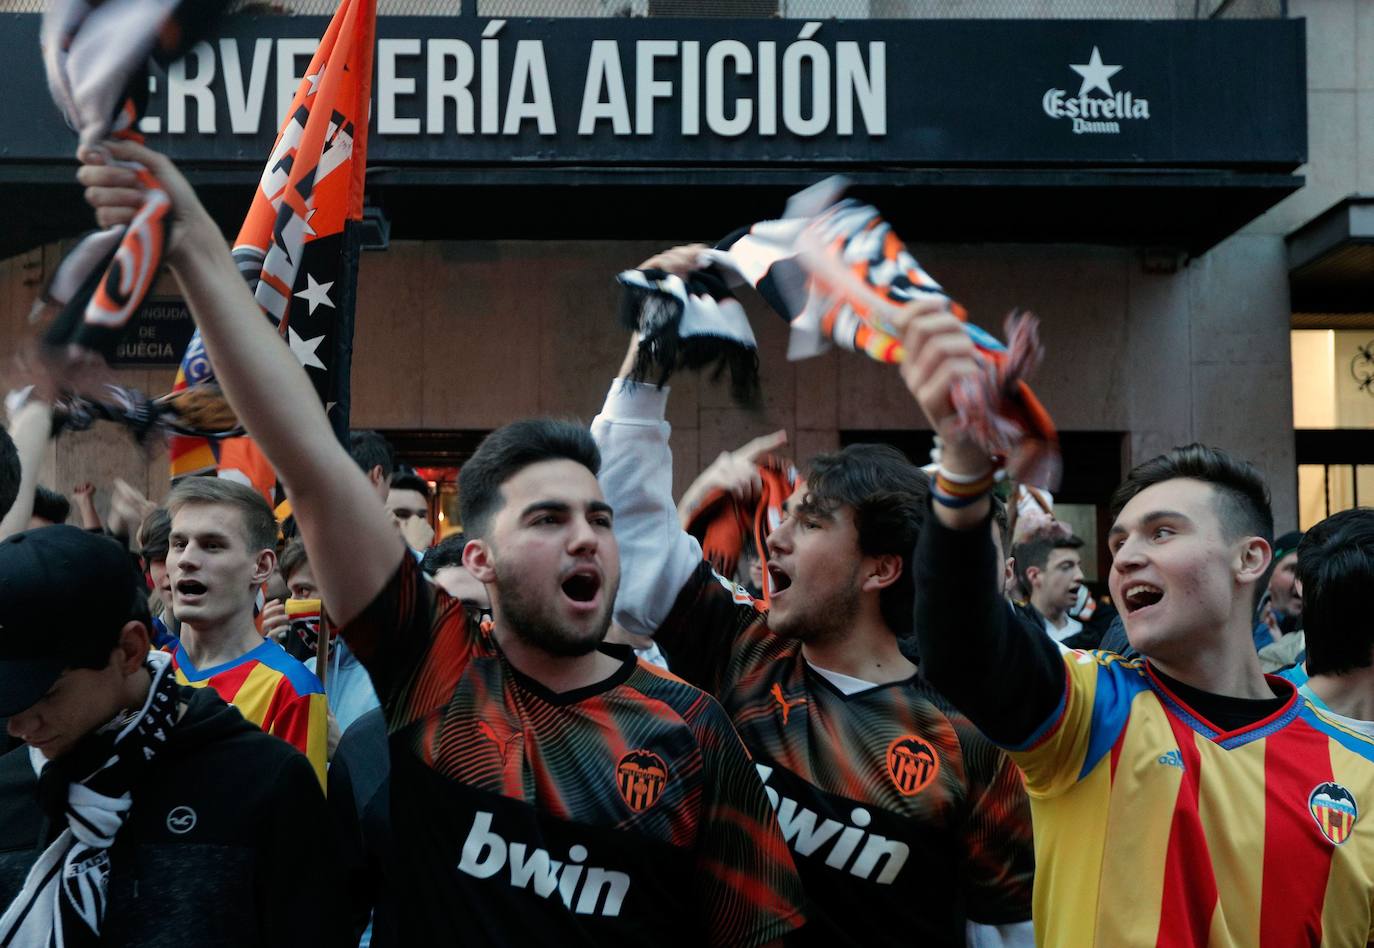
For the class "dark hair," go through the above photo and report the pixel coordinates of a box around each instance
[421,532,468,575]
[459,420,600,540]
[31,486,70,525]
[278,537,310,583]
[349,430,395,478]
[1013,525,1083,597]
[990,494,1009,555]
[137,507,172,562]
[801,444,928,638]
[1298,509,1374,676]
[390,469,431,500]
[166,477,278,552]
[1110,444,1273,543]
[0,428,17,522]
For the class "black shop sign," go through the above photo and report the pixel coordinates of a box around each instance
[0,14,1304,169]
[111,301,196,367]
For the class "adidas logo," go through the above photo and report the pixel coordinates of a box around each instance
[457,811,631,917]
[756,764,910,884]
[1157,749,1184,770]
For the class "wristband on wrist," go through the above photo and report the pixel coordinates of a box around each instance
[932,466,996,509]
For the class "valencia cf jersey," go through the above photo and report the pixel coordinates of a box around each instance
[169,638,327,787]
[655,561,1034,947]
[338,553,806,947]
[1012,647,1374,946]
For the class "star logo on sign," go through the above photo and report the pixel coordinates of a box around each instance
[289,327,327,372]
[1070,47,1122,97]
[295,273,334,315]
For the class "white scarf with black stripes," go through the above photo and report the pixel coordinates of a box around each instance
[0,649,179,947]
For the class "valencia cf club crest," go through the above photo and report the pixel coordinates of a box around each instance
[1309,782,1359,846]
[616,750,669,813]
[886,735,941,796]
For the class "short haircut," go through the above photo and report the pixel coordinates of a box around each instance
[0,427,17,521]
[31,486,70,524]
[1298,509,1374,677]
[459,420,600,540]
[1013,525,1083,594]
[390,469,431,500]
[166,477,278,553]
[1109,444,1273,544]
[278,537,310,583]
[137,507,172,562]
[349,430,395,478]
[801,444,929,638]
[421,532,468,575]
[990,494,1010,554]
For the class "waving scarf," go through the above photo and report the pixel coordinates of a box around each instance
[618,178,1060,487]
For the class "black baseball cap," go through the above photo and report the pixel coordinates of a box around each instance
[0,525,150,717]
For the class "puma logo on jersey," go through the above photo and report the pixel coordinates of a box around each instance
[458,811,631,916]
[770,683,806,725]
[755,764,910,884]
[477,721,524,764]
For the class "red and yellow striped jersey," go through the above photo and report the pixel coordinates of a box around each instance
[170,638,327,788]
[1016,648,1374,946]
[339,554,806,947]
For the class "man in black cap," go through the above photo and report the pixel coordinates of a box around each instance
[0,525,332,948]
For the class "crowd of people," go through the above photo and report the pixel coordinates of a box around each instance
[0,140,1372,947]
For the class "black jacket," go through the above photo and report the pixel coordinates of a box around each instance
[0,685,335,948]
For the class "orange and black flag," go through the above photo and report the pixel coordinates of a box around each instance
[169,0,375,502]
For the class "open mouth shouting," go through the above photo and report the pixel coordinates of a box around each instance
[1122,582,1164,615]
[767,563,793,599]
[559,566,603,614]
[175,578,208,603]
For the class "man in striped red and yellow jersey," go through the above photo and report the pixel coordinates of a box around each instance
[902,306,1374,946]
[164,476,327,786]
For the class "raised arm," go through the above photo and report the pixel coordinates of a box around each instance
[78,142,404,626]
[895,307,1064,747]
[591,334,703,637]
[0,398,53,540]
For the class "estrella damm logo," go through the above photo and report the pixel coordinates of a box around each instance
[1309,782,1359,846]
[886,735,940,796]
[616,750,669,813]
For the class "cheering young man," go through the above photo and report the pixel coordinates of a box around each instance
[79,142,804,947]
[164,477,328,785]
[591,266,1034,945]
[898,307,1374,944]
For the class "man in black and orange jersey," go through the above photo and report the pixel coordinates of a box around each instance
[591,252,1034,947]
[79,142,805,947]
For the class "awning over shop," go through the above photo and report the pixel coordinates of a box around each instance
[1289,196,1374,317]
[0,13,1306,259]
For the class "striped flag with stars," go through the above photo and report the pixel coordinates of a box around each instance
[167,0,375,502]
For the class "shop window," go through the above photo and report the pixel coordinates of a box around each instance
[1291,329,1374,530]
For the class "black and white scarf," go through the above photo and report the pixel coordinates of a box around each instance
[0,650,180,947]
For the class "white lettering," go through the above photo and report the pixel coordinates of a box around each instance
[138,74,160,134]
[775,797,843,856]
[579,40,631,135]
[503,40,555,135]
[757,41,777,136]
[378,39,421,135]
[782,38,829,136]
[635,40,677,135]
[220,38,272,135]
[427,39,475,134]
[167,42,216,134]
[680,40,700,135]
[275,38,317,127]
[481,24,501,134]
[704,40,752,137]
[456,811,631,918]
[835,42,884,135]
[850,834,910,884]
